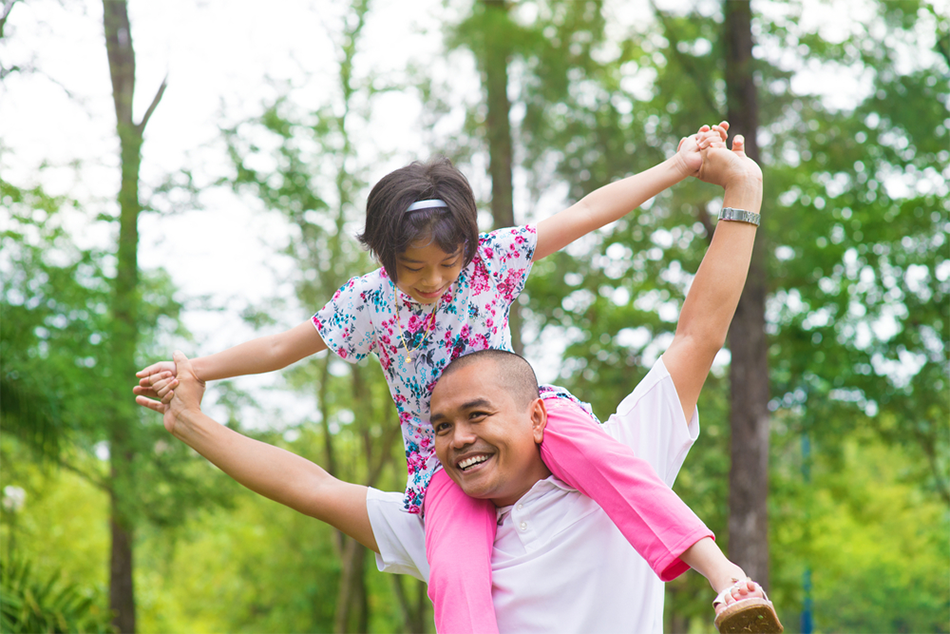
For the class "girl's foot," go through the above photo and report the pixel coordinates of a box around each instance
[713,578,784,633]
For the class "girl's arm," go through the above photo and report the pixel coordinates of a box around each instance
[533,123,727,261]
[138,351,377,552]
[135,320,328,398]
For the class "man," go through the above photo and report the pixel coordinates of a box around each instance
[137,135,780,632]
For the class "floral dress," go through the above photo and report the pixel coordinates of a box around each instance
[313,224,595,513]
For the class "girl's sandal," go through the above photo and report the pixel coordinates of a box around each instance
[713,578,784,633]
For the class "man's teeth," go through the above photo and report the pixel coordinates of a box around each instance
[458,455,489,471]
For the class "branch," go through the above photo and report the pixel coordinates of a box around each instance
[649,0,722,118]
[137,74,168,132]
[0,0,18,39]
[55,456,111,493]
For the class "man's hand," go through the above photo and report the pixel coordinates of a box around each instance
[135,351,206,436]
[696,134,763,190]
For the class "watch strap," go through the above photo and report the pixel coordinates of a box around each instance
[717,207,761,227]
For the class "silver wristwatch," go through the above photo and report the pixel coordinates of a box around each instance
[717,207,761,227]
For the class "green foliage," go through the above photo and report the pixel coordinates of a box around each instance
[1,179,113,460]
[0,556,115,634]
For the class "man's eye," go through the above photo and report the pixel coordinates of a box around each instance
[434,422,451,434]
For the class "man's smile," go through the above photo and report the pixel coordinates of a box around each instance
[457,453,493,472]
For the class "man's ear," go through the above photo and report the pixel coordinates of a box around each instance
[529,398,547,445]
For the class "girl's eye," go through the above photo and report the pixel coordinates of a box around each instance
[404,266,422,273]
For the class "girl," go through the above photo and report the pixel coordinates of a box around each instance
[137,123,776,633]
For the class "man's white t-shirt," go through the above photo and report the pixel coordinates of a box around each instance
[367,356,700,633]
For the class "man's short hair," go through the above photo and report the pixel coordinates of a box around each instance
[440,350,540,409]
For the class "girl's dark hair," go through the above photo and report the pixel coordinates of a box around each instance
[357,156,479,282]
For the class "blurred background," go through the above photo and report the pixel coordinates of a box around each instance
[1,0,947,632]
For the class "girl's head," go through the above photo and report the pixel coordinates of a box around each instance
[359,157,479,303]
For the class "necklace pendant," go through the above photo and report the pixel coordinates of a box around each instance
[405,354,412,363]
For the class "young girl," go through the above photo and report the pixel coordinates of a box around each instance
[137,123,777,633]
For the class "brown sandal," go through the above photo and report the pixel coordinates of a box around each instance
[713,578,784,633]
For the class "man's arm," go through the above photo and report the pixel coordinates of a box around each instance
[137,351,377,552]
[533,123,728,261]
[662,134,763,420]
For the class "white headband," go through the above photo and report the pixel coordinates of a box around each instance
[406,198,448,212]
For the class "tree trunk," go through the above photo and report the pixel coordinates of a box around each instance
[333,537,368,633]
[723,0,771,588]
[392,575,431,633]
[102,1,165,629]
[481,0,523,354]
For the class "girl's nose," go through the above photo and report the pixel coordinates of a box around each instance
[422,268,442,287]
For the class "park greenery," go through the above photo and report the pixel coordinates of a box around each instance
[1,0,948,632]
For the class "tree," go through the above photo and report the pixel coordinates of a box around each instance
[101,0,167,629]
[721,0,771,587]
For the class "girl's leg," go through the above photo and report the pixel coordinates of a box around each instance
[539,401,713,581]
[423,469,499,634]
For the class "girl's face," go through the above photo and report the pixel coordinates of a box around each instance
[394,239,464,304]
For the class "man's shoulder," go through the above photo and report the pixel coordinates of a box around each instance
[601,356,699,486]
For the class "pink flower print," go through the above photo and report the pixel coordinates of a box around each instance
[498,268,522,300]
[406,452,427,475]
[470,263,491,295]
[408,314,423,330]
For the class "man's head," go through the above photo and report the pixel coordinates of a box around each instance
[431,350,551,506]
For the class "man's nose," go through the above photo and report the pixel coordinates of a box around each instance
[451,424,476,449]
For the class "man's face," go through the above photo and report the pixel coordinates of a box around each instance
[431,360,550,506]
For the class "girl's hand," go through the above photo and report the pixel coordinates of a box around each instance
[135,351,206,435]
[677,121,729,176]
[134,360,177,400]
[134,370,178,403]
